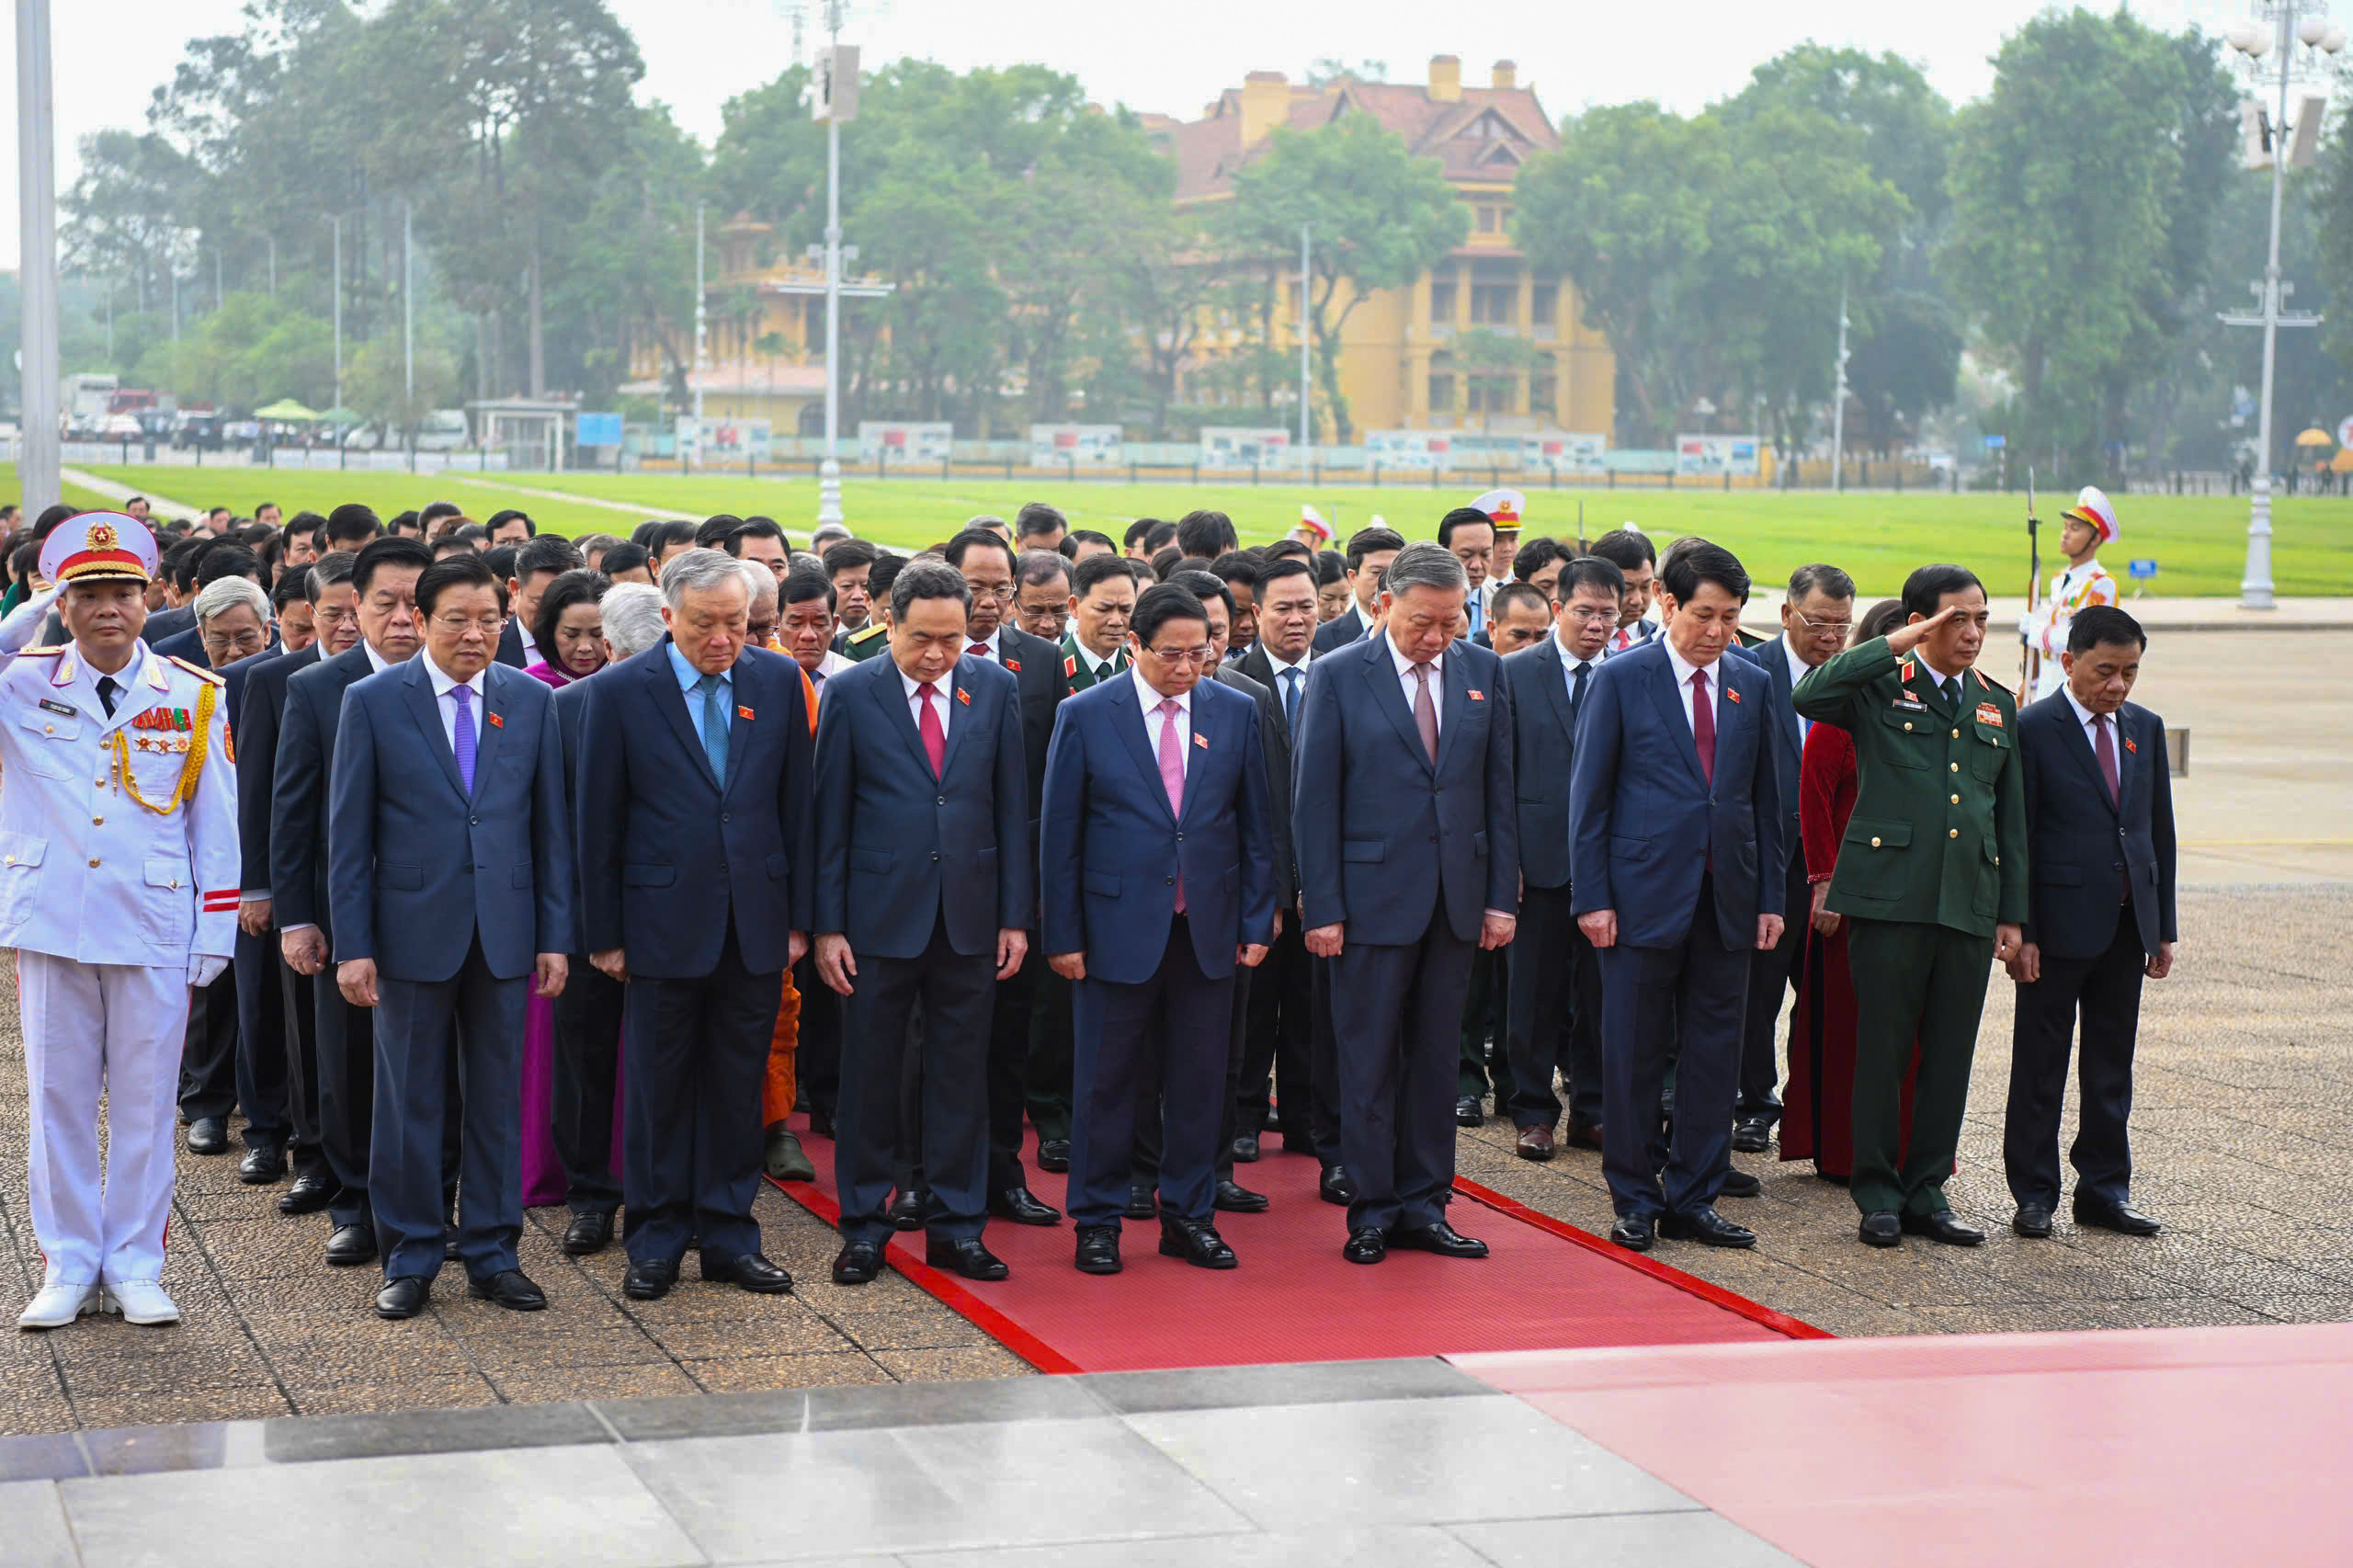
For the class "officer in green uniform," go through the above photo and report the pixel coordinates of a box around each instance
[1792,564,2026,1249]
[840,620,892,663]
[837,554,904,663]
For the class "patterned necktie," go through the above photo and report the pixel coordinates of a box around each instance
[96,675,119,720]
[1411,663,1438,763]
[1689,668,1715,784]
[449,682,477,795]
[2095,712,2120,806]
[695,671,729,787]
[1281,667,1302,733]
[1157,697,1186,912]
[917,682,946,778]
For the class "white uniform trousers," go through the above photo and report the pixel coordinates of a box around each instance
[17,951,188,1288]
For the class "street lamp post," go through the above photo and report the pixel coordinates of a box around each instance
[15,0,60,514]
[2223,3,2345,609]
[812,6,858,530]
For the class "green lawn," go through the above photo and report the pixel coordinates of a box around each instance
[0,463,140,521]
[40,463,2353,597]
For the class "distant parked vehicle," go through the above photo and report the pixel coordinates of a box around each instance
[415,409,470,451]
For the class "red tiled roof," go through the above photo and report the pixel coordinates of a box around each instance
[1166,75,1558,201]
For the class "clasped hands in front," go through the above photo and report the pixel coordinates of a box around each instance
[1577,909,1783,951]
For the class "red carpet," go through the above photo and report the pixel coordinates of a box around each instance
[768,1116,1817,1373]
[1455,1323,2353,1568]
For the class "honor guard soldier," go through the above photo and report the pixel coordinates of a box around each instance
[1792,564,2027,1252]
[2019,486,2120,702]
[3,512,238,1330]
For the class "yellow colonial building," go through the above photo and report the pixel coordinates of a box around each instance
[1146,56,1614,441]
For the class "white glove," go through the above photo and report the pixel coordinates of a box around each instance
[0,585,63,655]
[188,955,229,988]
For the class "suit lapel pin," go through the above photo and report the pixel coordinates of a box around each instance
[1724,687,1741,704]
[485,711,504,729]
[1466,688,1485,701]
[956,687,971,706]
[1005,657,1021,673]
[2124,735,2137,754]
[737,704,756,720]
[1193,732,1209,748]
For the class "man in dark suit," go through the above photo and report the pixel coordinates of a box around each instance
[274,535,437,1267]
[1294,541,1517,1265]
[1586,528,1659,655]
[220,637,298,1185]
[1310,526,1404,655]
[943,528,1063,1225]
[1569,540,1783,1255]
[1501,554,1624,1160]
[1230,556,1318,1164]
[1732,564,1857,1153]
[2005,606,2176,1240]
[495,534,586,669]
[328,552,572,1319]
[1043,583,1274,1276]
[577,548,813,1301]
[813,562,1032,1286]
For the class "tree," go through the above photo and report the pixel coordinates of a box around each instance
[1449,328,1541,434]
[347,335,457,435]
[1226,116,1468,443]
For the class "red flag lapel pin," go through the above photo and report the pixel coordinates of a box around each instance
[737,704,756,721]
[1193,732,1208,748]
[1467,688,1485,701]
[1724,687,1742,704]
[485,711,504,729]
[1005,657,1021,673]
[2124,736,2137,754]
[956,687,971,706]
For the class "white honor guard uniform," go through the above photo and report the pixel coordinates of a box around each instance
[2,513,237,1330]
[2020,485,2120,701]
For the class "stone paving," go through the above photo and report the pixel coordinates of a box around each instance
[1,631,2346,1437]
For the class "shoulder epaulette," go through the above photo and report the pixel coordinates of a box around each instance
[1972,667,2014,701]
[167,654,227,687]
[848,622,887,644]
[17,645,65,657]
[1063,653,1077,678]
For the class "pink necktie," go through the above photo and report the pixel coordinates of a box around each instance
[2095,713,2120,806]
[917,682,945,778]
[1157,697,1186,913]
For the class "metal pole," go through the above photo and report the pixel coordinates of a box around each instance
[172,267,180,343]
[1829,278,1849,494]
[14,0,60,514]
[2242,4,2294,610]
[1298,224,1311,455]
[403,199,415,403]
[330,216,343,409]
[694,202,707,472]
[816,4,846,528]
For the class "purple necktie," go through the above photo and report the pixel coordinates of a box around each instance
[450,682,477,795]
[1157,697,1186,913]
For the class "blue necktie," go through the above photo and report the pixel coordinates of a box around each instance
[450,683,477,795]
[1282,667,1302,733]
[696,671,729,787]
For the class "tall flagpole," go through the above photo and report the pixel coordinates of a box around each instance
[15,0,62,514]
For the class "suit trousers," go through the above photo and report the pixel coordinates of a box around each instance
[2003,900,2146,1211]
[1142,957,1253,1187]
[1070,915,1233,1228]
[1456,948,1511,1104]
[1024,966,1076,1142]
[277,955,328,1181]
[1306,955,1346,1167]
[835,916,996,1247]
[621,919,784,1268]
[551,962,626,1216]
[1847,917,1992,1219]
[176,968,240,1124]
[1736,857,1812,1121]
[983,949,1040,1190]
[1504,883,1605,1131]
[233,926,290,1149]
[1331,915,1478,1234]
[314,973,378,1233]
[1236,916,1313,1143]
[1597,880,1752,1220]
[371,936,527,1283]
[792,950,842,1121]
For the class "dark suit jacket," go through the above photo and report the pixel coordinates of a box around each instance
[495,619,529,670]
[551,676,597,955]
[1311,603,1371,656]
[574,639,814,978]
[972,625,1064,842]
[1040,674,1275,983]
[151,625,209,667]
[227,643,321,897]
[328,660,572,981]
[1213,659,1295,910]
[1501,635,1597,892]
[2017,695,2177,961]
[1292,633,1517,946]
[1745,636,1808,876]
[1568,641,1782,950]
[272,644,385,935]
[810,653,1030,960]
[142,606,197,647]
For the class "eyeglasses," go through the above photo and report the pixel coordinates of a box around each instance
[1146,645,1214,665]
[316,606,360,626]
[1563,606,1615,624]
[431,613,506,635]
[1790,608,1853,638]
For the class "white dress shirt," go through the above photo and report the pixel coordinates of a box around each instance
[1555,629,1597,703]
[422,653,489,756]
[2062,686,2115,750]
[513,619,539,666]
[901,666,952,743]
[966,626,1003,663]
[1779,631,1814,745]
[1915,651,1964,706]
[1384,633,1442,732]
[1131,666,1190,781]
[1662,642,1718,738]
[809,649,854,687]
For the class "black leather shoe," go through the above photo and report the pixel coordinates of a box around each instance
[324,1223,378,1267]
[832,1242,884,1285]
[989,1187,1061,1226]
[466,1268,548,1311]
[1123,1187,1158,1221]
[1342,1226,1387,1264]
[278,1172,336,1215]
[1160,1217,1238,1269]
[1231,1132,1260,1164]
[1659,1207,1756,1248]
[1392,1221,1490,1258]
[1213,1178,1269,1213]
[1719,1167,1761,1199]
[621,1259,678,1300]
[1074,1226,1121,1275]
[1731,1115,1773,1154]
[1859,1210,1903,1247]
[374,1277,430,1320]
[2013,1205,2055,1239]
[926,1236,1009,1281]
[1454,1096,1484,1127]
[703,1253,794,1293]
[1608,1215,1655,1252]
[1564,1117,1605,1151]
[1036,1139,1072,1173]
[2074,1197,2161,1235]
[762,1124,816,1183]
[1317,1165,1356,1206]
[888,1189,930,1231]
[186,1117,229,1155]
[807,1107,835,1139]
[1901,1210,1985,1246]
[237,1143,286,1184]
[562,1210,615,1256]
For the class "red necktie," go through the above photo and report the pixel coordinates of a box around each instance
[2095,713,2120,807]
[917,682,946,778]
[969,642,989,659]
[1689,668,1715,785]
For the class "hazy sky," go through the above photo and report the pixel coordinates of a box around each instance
[2,0,2261,268]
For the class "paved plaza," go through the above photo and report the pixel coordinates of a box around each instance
[1,629,2347,1442]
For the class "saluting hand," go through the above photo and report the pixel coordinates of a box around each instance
[1884,603,1960,656]
[336,958,379,1009]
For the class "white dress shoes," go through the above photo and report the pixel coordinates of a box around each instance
[17,1281,100,1330]
[100,1279,181,1326]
